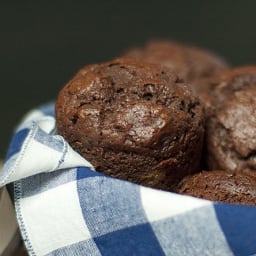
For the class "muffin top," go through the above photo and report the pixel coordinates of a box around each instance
[208,66,256,104]
[205,66,256,174]
[55,57,204,158]
[55,58,205,191]
[177,170,256,206]
[123,40,229,84]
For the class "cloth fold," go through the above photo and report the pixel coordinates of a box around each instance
[0,103,256,256]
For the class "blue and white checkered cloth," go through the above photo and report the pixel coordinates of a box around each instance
[0,103,256,256]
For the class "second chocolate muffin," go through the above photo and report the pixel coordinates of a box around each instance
[176,170,256,206]
[123,40,229,97]
[55,58,205,191]
[205,66,256,176]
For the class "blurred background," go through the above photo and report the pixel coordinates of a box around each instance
[1,0,256,158]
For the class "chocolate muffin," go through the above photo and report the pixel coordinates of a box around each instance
[123,40,229,98]
[176,170,256,206]
[205,66,256,176]
[55,58,205,191]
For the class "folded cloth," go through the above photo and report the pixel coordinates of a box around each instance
[0,103,256,256]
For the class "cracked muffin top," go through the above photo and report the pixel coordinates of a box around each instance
[55,57,205,191]
[205,66,256,176]
[123,40,229,89]
[176,170,256,206]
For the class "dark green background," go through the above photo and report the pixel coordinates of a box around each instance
[1,1,256,158]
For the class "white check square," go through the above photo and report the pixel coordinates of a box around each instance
[20,181,92,255]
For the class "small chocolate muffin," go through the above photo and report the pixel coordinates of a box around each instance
[55,58,205,191]
[205,66,256,176]
[176,170,256,206]
[123,40,229,97]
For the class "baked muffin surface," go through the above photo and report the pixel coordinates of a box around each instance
[177,170,256,206]
[55,58,205,190]
[205,66,256,175]
[123,40,229,91]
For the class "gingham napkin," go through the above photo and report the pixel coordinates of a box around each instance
[0,103,256,256]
